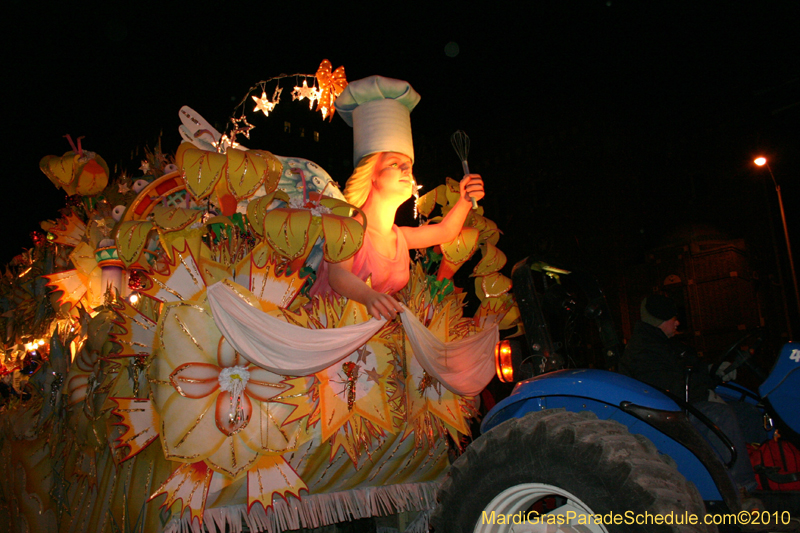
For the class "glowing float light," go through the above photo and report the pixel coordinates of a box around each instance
[495,340,515,383]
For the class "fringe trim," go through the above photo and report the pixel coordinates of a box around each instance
[164,481,438,533]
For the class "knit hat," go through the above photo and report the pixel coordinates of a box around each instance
[640,295,677,327]
[334,76,420,166]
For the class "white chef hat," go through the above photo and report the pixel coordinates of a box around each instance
[334,76,421,166]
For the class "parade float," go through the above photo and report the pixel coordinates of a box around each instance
[0,61,519,533]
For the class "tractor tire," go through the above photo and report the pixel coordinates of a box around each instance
[431,409,716,533]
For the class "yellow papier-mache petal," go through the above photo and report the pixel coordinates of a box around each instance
[246,191,290,238]
[152,204,202,232]
[249,150,283,195]
[116,220,154,268]
[475,272,513,300]
[472,214,501,246]
[497,298,521,330]
[320,208,365,263]
[225,149,266,199]
[415,188,439,218]
[433,183,448,205]
[473,242,507,276]
[319,197,356,216]
[180,148,227,201]
[473,293,520,330]
[39,152,75,190]
[321,214,364,262]
[441,227,480,266]
[174,141,194,166]
[263,208,314,261]
[159,227,205,266]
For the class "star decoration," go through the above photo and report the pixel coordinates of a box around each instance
[307,87,322,110]
[230,116,255,140]
[118,181,130,194]
[292,79,321,109]
[252,91,275,116]
[94,218,111,237]
[364,367,382,384]
[139,160,150,173]
[252,86,283,117]
[271,86,283,108]
[292,80,307,100]
[355,345,370,365]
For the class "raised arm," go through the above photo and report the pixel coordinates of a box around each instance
[401,174,485,250]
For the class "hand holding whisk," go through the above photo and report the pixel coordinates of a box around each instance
[450,130,478,210]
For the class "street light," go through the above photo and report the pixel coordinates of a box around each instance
[755,157,800,332]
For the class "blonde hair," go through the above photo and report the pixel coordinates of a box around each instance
[343,153,382,208]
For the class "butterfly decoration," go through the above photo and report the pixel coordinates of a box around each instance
[314,59,348,121]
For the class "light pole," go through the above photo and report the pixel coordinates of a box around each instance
[755,157,800,333]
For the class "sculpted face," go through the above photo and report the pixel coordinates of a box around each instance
[372,152,414,202]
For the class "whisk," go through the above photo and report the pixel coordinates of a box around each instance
[450,130,478,210]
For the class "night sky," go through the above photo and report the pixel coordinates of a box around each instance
[4,1,799,276]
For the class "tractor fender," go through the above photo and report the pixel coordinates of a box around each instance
[481,369,735,504]
[483,368,680,433]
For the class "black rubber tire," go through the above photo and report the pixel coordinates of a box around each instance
[431,409,716,533]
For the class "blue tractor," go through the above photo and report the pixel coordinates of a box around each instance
[431,257,800,532]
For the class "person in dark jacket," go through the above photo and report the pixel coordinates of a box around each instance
[620,295,713,403]
[621,295,757,493]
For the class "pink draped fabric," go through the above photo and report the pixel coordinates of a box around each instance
[207,282,498,395]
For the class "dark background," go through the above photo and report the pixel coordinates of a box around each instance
[4,1,799,354]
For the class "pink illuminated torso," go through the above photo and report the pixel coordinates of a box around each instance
[310,225,410,298]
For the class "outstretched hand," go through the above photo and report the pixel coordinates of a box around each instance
[460,174,485,204]
[364,290,404,321]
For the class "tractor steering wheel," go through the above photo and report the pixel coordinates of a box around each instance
[709,328,765,383]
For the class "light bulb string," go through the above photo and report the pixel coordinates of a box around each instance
[230,72,318,121]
